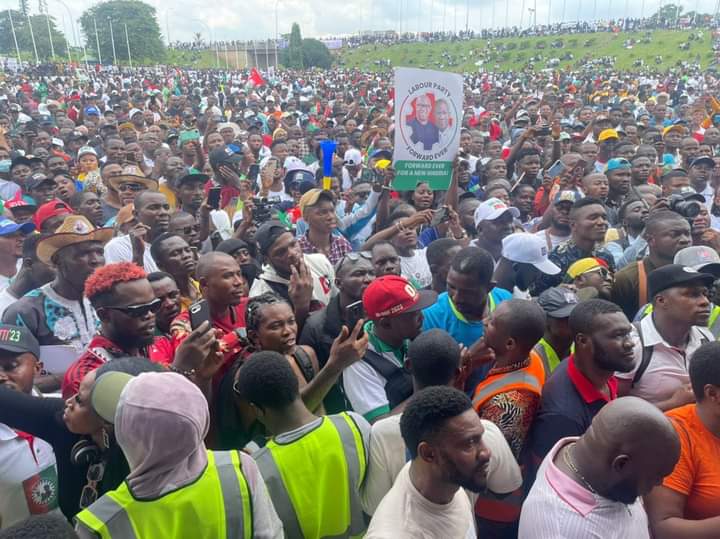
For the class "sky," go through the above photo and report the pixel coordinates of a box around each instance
[39,0,720,46]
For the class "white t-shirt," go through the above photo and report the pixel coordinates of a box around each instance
[361,415,522,515]
[0,423,60,529]
[534,228,570,250]
[0,288,18,318]
[0,259,23,293]
[401,248,432,289]
[103,234,159,273]
[365,462,476,539]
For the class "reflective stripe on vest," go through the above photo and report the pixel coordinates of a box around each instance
[78,495,137,539]
[255,413,367,539]
[709,306,720,339]
[214,451,253,539]
[472,359,544,411]
[75,450,252,539]
[533,339,560,375]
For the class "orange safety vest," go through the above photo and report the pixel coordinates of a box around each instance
[472,353,546,524]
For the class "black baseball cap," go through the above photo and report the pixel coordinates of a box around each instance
[255,220,291,255]
[25,173,55,191]
[209,147,242,168]
[648,264,715,299]
[537,287,579,318]
[176,171,210,186]
[0,325,40,357]
[689,156,715,168]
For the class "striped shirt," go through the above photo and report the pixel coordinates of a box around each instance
[519,437,650,539]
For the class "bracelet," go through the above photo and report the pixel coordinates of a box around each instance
[168,364,196,379]
[453,231,468,240]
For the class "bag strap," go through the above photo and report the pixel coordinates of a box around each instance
[291,347,315,383]
[637,260,647,308]
[362,348,404,380]
[631,321,653,387]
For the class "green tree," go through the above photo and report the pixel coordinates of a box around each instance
[18,0,28,16]
[301,38,332,69]
[79,0,165,64]
[287,22,303,68]
[0,9,68,60]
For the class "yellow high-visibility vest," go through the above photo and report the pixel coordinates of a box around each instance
[75,450,253,539]
[255,413,367,539]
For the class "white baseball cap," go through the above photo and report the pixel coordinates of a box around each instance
[344,148,363,167]
[501,232,560,275]
[473,197,520,227]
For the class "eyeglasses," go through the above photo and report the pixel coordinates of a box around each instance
[335,251,372,274]
[117,183,145,192]
[79,461,105,508]
[104,298,162,318]
[584,267,611,278]
[179,224,200,235]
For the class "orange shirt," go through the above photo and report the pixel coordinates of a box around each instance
[663,404,720,520]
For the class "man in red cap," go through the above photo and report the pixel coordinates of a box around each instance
[343,275,437,423]
[32,199,73,233]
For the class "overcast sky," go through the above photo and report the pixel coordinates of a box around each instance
[42,0,719,45]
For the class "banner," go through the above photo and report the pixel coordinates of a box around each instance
[392,67,463,190]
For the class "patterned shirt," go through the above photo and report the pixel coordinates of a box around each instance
[539,239,615,292]
[297,232,353,266]
[2,283,98,351]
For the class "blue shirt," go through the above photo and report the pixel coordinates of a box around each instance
[422,289,512,391]
[422,289,511,347]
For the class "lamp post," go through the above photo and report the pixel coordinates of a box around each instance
[93,17,102,64]
[108,17,117,65]
[7,11,22,66]
[27,11,40,64]
[44,11,56,59]
[274,0,280,68]
[124,23,132,68]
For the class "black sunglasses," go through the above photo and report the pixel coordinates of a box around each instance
[335,251,372,274]
[104,298,162,318]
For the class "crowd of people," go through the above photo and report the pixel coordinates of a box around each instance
[0,55,720,539]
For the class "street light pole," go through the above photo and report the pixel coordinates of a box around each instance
[93,17,102,64]
[275,0,279,68]
[45,11,56,59]
[124,23,132,69]
[27,12,40,64]
[7,11,22,67]
[108,17,117,65]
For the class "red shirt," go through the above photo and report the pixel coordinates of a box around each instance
[61,335,172,400]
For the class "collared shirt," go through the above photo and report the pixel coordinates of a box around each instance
[519,437,650,538]
[103,234,159,273]
[343,322,409,422]
[530,355,617,460]
[617,314,713,406]
[297,231,353,266]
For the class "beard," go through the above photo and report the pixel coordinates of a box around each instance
[440,453,489,494]
[593,340,635,373]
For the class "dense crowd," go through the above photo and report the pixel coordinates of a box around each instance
[0,57,719,539]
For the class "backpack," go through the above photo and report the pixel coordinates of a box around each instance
[362,349,413,409]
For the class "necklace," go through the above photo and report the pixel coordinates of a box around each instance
[562,442,598,495]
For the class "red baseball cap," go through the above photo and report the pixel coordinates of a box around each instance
[33,199,73,230]
[362,275,437,320]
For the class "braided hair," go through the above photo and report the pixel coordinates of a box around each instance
[245,292,292,334]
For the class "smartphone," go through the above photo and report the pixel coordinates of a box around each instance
[430,206,450,227]
[208,187,222,210]
[346,300,365,338]
[189,299,210,330]
[547,160,566,178]
[248,164,260,182]
[534,126,551,137]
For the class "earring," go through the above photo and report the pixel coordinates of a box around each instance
[102,428,110,450]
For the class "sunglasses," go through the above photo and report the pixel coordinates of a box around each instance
[179,224,200,235]
[584,267,611,278]
[79,461,105,508]
[335,251,372,274]
[118,183,145,192]
[104,298,162,318]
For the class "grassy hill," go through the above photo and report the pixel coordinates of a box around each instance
[338,29,712,73]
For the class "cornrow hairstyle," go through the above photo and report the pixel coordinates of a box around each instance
[245,292,292,333]
[84,262,147,309]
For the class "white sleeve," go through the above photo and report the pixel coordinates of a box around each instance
[343,361,390,419]
[337,190,380,230]
[103,236,132,264]
[480,420,523,494]
[239,452,284,539]
[361,417,404,515]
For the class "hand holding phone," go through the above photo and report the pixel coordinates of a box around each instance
[189,299,211,330]
[207,187,222,210]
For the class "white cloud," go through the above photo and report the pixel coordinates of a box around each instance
[42,0,720,45]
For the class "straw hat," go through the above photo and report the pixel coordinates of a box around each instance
[108,164,159,192]
[36,215,113,265]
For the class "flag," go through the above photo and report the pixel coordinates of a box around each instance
[250,67,266,87]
